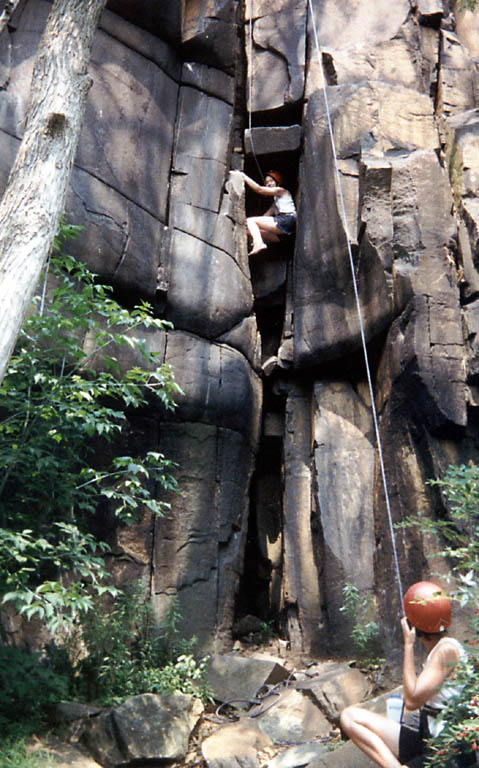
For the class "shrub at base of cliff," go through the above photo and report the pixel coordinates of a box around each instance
[0,645,70,737]
[0,588,211,768]
[340,582,385,675]
[74,584,212,707]
[0,224,181,631]
[0,644,72,768]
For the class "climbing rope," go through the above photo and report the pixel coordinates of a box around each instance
[247,0,265,182]
[212,674,295,722]
[306,0,404,606]
[244,0,404,605]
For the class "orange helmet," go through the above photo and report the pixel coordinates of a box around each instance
[266,170,283,186]
[403,581,451,633]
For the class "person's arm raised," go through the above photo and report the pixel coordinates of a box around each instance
[401,618,459,710]
[240,172,282,196]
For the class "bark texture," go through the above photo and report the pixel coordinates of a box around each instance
[0,0,106,382]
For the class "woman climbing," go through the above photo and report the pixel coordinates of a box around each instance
[340,582,467,768]
[232,170,296,256]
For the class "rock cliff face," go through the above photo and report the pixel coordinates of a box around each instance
[1,0,479,656]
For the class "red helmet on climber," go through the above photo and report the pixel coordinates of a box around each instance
[403,581,452,633]
[265,169,283,186]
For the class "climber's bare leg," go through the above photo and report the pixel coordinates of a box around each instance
[247,216,282,255]
[340,706,407,768]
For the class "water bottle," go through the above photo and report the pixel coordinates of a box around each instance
[386,693,403,723]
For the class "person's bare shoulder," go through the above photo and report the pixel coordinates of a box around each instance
[436,640,460,671]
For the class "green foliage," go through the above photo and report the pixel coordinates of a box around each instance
[0,225,181,630]
[401,464,479,768]
[426,659,479,766]
[260,620,275,641]
[457,0,479,11]
[340,583,384,665]
[0,645,70,737]
[400,464,479,589]
[0,736,55,768]
[73,582,211,706]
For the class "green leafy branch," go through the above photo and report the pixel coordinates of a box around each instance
[0,224,181,629]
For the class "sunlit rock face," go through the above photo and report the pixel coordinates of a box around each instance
[1,0,479,654]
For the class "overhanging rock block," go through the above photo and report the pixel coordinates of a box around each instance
[244,125,302,156]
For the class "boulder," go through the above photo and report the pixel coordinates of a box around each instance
[268,742,329,768]
[206,654,291,706]
[54,701,103,723]
[202,719,271,768]
[81,693,203,766]
[27,735,103,768]
[253,687,331,742]
[4,0,479,665]
[295,663,373,723]
[307,738,377,768]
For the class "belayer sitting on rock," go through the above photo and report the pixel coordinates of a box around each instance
[231,169,296,256]
[340,581,470,768]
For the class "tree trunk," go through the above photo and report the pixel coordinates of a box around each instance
[0,0,107,383]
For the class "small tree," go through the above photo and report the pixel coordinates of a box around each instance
[0,225,181,631]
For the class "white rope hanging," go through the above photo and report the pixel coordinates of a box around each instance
[306,0,404,605]
[247,0,265,181]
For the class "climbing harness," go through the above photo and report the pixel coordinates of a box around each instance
[306,0,404,605]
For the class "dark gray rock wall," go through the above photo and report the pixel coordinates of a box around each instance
[2,0,479,655]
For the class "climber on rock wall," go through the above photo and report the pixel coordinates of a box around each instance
[340,582,470,768]
[231,169,296,256]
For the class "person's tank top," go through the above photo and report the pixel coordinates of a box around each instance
[425,637,466,737]
[273,191,296,215]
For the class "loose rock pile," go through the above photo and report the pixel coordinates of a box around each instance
[41,644,398,768]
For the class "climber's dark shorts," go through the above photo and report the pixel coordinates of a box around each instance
[274,213,296,236]
[399,715,476,768]
[399,709,432,766]
[399,723,426,765]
